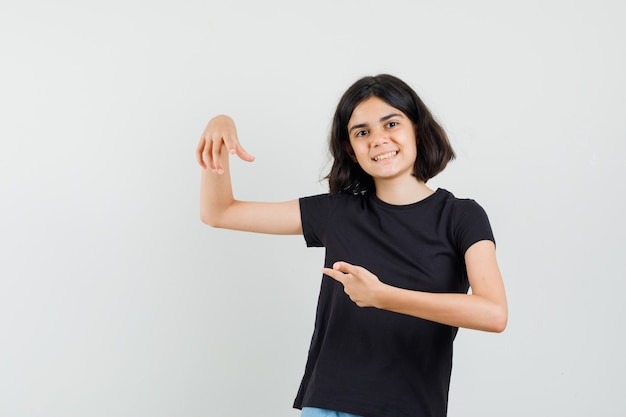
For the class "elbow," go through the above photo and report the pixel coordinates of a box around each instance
[200,199,235,228]
[200,210,221,228]
[491,318,507,334]
[487,306,508,333]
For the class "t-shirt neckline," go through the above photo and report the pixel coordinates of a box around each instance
[370,187,447,210]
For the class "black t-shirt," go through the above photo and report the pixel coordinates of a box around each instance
[294,188,495,417]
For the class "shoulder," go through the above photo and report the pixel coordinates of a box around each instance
[300,192,365,212]
[437,188,489,218]
[299,192,366,247]
[299,192,370,228]
[437,189,495,251]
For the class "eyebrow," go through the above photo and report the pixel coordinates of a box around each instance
[349,113,404,133]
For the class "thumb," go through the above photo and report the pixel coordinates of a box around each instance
[234,143,255,162]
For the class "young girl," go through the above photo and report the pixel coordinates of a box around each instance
[196,74,507,417]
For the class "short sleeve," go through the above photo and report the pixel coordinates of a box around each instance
[299,194,334,248]
[453,199,495,255]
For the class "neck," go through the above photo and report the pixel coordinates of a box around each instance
[374,177,434,205]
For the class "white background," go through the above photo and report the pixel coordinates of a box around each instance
[1,0,625,416]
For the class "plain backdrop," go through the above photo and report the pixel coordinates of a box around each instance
[1,0,625,416]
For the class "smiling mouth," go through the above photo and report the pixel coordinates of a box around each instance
[373,151,398,161]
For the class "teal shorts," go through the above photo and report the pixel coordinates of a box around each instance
[301,407,363,417]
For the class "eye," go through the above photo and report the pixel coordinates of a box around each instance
[355,129,368,138]
[386,121,399,128]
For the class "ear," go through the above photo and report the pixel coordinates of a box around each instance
[342,142,358,163]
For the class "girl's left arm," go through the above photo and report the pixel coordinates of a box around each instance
[323,240,508,332]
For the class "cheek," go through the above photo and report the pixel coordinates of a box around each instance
[352,145,371,162]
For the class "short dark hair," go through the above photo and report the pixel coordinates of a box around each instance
[326,74,455,194]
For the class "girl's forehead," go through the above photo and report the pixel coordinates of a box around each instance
[349,97,405,123]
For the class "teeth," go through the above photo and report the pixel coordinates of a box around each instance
[374,151,397,161]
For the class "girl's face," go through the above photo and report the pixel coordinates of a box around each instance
[346,97,418,187]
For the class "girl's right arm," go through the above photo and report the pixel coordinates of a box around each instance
[196,115,302,235]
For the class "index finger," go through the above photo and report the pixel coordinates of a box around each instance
[322,267,346,285]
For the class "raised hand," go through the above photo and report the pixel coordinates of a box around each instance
[196,115,255,173]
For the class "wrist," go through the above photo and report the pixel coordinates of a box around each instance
[373,282,393,310]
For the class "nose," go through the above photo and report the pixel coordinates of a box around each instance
[370,127,389,147]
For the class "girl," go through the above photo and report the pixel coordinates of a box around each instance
[196,74,507,417]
